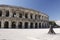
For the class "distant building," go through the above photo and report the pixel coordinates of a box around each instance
[0,5,49,29]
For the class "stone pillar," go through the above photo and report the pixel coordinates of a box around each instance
[46,23,47,28]
[45,23,46,28]
[45,22,47,28]
[9,10,13,17]
[33,23,35,29]
[33,14,35,19]
[22,22,24,29]
[37,15,39,20]
[0,20,2,27]
[2,9,5,17]
[28,22,30,29]
[28,13,30,19]
[1,21,2,28]
[9,21,11,28]
[16,21,18,28]
[1,20,4,28]
[41,16,42,20]
[43,23,45,28]
[23,12,25,19]
[41,22,43,28]
[16,12,19,18]
[37,23,39,28]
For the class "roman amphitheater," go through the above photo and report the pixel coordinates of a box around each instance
[0,5,49,29]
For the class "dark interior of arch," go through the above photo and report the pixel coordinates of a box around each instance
[18,22,22,28]
[4,21,9,28]
[11,22,16,28]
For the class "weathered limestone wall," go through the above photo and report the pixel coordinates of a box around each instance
[0,5,49,29]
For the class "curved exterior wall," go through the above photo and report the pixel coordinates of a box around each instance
[0,5,49,29]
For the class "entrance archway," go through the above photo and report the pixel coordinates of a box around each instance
[11,21,16,28]
[35,23,38,28]
[39,23,41,28]
[0,21,1,28]
[6,10,9,17]
[18,22,22,28]
[0,10,2,17]
[4,21,9,28]
[30,23,33,28]
[24,22,28,28]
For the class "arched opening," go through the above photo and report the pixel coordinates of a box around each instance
[30,23,33,28]
[6,10,9,17]
[35,23,38,28]
[0,21,1,28]
[45,23,47,28]
[39,23,41,28]
[11,21,16,28]
[42,23,44,28]
[13,12,16,17]
[18,22,22,28]
[24,22,28,28]
[30,14,33,19]
[4,21,9,28]
[35,15,38,19]
[19,13,22,18]
[25,13,28,18]
[39,15,41,19]
[0,10,2,17]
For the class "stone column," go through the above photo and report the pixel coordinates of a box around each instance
[9,21,11,28]
[1,20,4,28]
[40,16,42,20]
[37,23,39,28]
[43,23,45,28]
[16,21,18,28]
[37,15,39,20]
[45,22,47,28]
[28,22,30,29]
[2,9,5,17]
[28,13,30,19]
[9,10,13,17]
[23,12,25,19]
[0,21,1,28]
[22,22,24,29]
[45,23,46,28]
[16,12,19,18]
[33,23,35,29]
[33,14,35,19]
[41,22,42,28]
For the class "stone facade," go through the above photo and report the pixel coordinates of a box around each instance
[0,5,49,29]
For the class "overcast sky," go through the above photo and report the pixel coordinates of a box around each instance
[0,0,60,21]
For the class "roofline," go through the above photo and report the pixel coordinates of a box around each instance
[0,4,48,16]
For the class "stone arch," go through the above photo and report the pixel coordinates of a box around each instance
[42,23,44,28]
[25,13,28,18]
[11,21,16,28]
[4,21,9,28]
[39,23,41,28]
[44,23,46,28]
[35,15,37,19]
[30,22,33,28]
[30,14,33,19]
[24,22,28,28]
[35,23,38,28]
[18,22,22,28]
[19,13,22,18]
[6,10,9,17]
[0,21,1,28]
[0,10,2,17]
[13,12,16,17]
